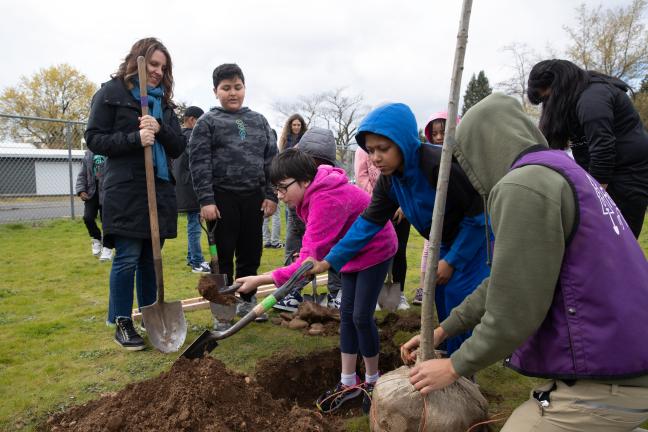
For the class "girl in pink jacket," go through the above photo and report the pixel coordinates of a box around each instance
[237,147,397,414]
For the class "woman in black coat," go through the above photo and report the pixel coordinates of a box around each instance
[528,59,648,237]
[85,37,185,350]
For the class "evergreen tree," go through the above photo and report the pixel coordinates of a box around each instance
[418,128,427,144]
[462,70,492,115]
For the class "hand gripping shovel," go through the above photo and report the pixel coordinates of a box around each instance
[180,261,314,359]
[136,56,187,353]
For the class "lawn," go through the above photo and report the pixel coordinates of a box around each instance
[0,213,646,431]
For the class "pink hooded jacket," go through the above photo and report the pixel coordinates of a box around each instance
[424,111,461,143]
[354,146,381,194]
[271,165,397,286]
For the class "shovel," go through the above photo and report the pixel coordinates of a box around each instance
[180,261,313,359]
[377,264,401,312]
[195,221,239,322]
[302,277,328,306]
[196,220,229,303]
[136,56,187,353]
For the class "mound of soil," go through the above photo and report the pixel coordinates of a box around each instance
[41,356,339,432]
[41,310,422,431]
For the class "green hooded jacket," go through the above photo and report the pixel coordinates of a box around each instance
[443,93,648,386]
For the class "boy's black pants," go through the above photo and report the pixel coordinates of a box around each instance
[83,193,103,241]
[210,189,264,302]
[83,192,114,249]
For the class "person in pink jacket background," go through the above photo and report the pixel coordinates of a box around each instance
[414,110,458,305]
[355,146,411,310]
[237,144,397,414]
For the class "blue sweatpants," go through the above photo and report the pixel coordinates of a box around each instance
[339,258,391,358]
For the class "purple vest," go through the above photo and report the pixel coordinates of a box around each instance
[505,149,648,379]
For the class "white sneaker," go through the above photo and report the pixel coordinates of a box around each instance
[397,294,410,311]
[327,290,342,310]
[191,262,211,273]
[99,247,113,262]
[91,239,102,256]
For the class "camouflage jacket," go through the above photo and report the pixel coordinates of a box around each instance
[189,106,278,206]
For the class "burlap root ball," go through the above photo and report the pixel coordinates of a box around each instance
[370,365,489,432]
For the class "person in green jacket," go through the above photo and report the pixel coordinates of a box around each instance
[401,93,648,431]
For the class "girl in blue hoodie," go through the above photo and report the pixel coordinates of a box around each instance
[309,103,491,359]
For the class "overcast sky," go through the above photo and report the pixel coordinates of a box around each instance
[0,0,637,130]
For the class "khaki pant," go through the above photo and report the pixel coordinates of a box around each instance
[501,380,648,432]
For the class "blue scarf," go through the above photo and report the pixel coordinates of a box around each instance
[130,79,169,181]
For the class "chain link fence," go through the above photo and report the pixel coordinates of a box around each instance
[0,113,360,224]
[0,114,87,223]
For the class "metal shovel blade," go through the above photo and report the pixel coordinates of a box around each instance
[378,281,401,312]
[210,302,237,322]
[302,278,328,306]
[141,300,187,353]
[181,329,219,360]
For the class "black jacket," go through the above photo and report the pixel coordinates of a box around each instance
[571,77,648,204]
[85,78,185,239]
[361,144,483,245]
[173,128,200,212]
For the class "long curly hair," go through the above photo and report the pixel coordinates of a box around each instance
[278,114,307,151]
[527,59,628,149]
[113,37,174,106]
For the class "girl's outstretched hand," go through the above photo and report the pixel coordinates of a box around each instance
[304,257,331,275]
[235,275,265,294]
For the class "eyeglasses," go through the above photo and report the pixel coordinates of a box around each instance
[272,179,297,194]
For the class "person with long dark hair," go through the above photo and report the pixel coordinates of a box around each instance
[85,37,185,350]
[528,59,648,237]
[278,113,307,152]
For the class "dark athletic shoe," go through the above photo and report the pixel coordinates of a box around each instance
[362,381,376,414]
[316,377,362,413]
[114,317,145,351]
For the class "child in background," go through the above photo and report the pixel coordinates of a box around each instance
[173,106,210,273]
[414,111,454,305]
[235,147,397,414]
[309,103,490,359]
[76,149,113,261]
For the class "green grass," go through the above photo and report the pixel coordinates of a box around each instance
[0,213,647,431]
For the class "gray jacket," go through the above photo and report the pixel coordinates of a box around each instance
[75,150,104,199]
[189,106,278,206]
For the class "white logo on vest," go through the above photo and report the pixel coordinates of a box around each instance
[586,175,627,236]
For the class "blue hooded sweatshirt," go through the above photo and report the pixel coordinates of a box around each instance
[325,102,491,354]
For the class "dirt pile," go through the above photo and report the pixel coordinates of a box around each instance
[273,301,341,336]
[41,311,422,431]
[41,356,339,432]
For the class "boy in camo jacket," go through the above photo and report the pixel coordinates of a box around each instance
[189,63,278,318]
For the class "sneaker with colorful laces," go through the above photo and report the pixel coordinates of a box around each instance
[413,287,424,305]
[362,381,377,414]
[316,377,362,413]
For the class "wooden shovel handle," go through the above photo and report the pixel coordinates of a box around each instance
[137,56,165,303]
